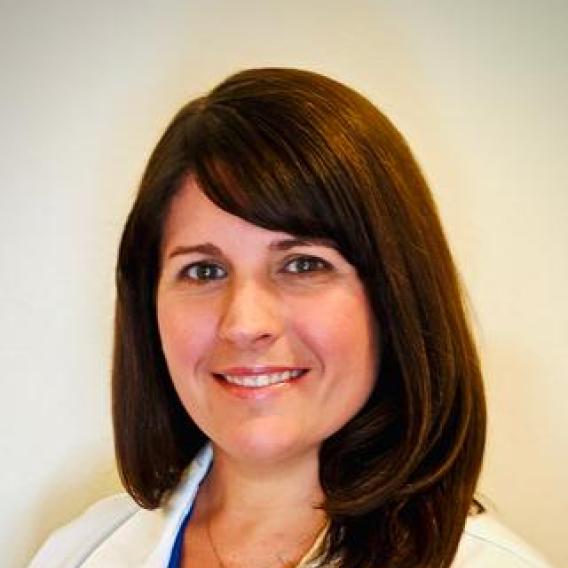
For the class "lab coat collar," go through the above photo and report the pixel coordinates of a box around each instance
[83,444,213,567]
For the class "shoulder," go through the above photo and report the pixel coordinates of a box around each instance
[28,445,213,567]
[453,512,554,567]
[28,493,139,568]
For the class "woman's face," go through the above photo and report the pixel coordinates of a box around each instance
[156,177,378,466]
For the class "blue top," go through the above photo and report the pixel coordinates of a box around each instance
[167,446,212,567]
[167,503,194,567]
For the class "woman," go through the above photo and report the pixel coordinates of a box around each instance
[30,68,550,567]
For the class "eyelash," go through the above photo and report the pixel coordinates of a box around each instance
[180,255,332,283]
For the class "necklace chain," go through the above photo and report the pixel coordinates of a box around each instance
[205,516,325,568]
[206,516,228,568]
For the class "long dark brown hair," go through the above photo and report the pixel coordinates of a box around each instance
[113,68,486,567]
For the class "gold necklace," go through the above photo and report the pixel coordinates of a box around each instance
[206,516,228,568]
[205,516,327,568]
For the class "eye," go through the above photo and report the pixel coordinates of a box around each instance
[283,255,332,274]
[183,262,227,282]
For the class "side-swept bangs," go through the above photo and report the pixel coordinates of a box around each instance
[182,93,380,278]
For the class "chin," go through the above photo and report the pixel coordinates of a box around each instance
[215,419,318,466]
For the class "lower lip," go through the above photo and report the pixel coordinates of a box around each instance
[214,371,309,400]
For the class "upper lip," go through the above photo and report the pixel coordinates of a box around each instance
[214,366,308,376]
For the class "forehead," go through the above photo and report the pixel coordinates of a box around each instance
[161,176,297,252]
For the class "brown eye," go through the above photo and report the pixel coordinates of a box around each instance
[184,262,227,282]
[284,256,331,274]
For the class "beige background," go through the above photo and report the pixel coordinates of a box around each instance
[1,1,566,566]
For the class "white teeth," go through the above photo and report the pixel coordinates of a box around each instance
[222,369,304,387]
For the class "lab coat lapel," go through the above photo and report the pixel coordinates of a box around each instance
[82,445,213,567]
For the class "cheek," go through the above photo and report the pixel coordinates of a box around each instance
[295,289,377,364]
[156,298,218,381]
[156,299,223,434]
[294,291,378,438]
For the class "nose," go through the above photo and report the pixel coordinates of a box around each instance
[217,278,283,349]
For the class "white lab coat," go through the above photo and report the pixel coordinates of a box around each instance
[29,445,553,567]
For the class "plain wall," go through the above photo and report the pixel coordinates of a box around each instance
[1,1,566,566]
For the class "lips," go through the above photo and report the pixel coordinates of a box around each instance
[213,367,309,388]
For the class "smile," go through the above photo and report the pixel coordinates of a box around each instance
[218,369,306,388]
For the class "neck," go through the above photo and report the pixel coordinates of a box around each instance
[200,444,325,519]
[186,445,328,568]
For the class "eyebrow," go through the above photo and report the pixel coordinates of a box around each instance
[166,237,337,259]
[167,243,222,259]
[268,237,337,252]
